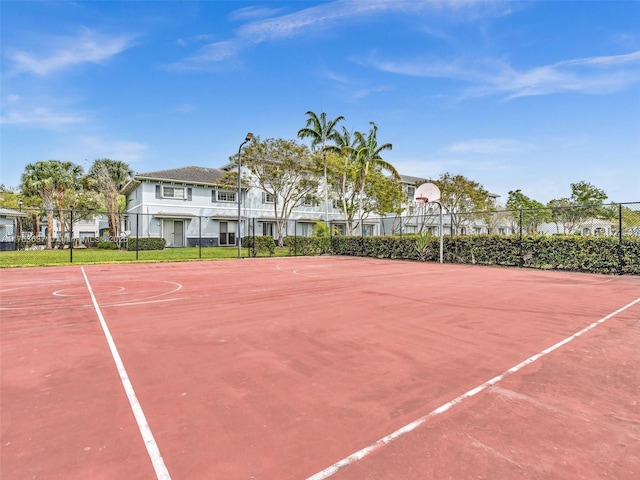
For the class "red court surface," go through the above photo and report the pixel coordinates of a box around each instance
[1,256,639,479]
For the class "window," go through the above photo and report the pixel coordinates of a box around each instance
[163,186,186,199]
[302,197,315,206]
[214,190,237,202]
[262,192,275,204]
[262,222,275,236]
[299,222,311,237]
[157,185,191,200]
[407,186,415,200]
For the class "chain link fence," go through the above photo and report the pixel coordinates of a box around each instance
[1,203,639,272]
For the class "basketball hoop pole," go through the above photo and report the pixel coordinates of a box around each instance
[434,201,443,264]
[417,198,444,264]
[414,182,443,263]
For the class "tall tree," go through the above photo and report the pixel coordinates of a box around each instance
[87,159,133,238]
[54,161,84,245]
[238,137,321,246]
[60,189,104,240]
[332,127,358,231]
[547,181,610,234]
[21,161,60,249]
[506,189,551,234]
[325,149,404,235]
[353,122,398,219]
[434,173,492,234]
[297,111,344,222]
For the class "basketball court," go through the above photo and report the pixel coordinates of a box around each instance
[1,256,639,479]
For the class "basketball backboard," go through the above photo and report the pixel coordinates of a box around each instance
[414,182,440,203]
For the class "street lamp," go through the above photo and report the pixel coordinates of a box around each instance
[237,132,253,259]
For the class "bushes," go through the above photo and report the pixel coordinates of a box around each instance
[284,236,323,255]
[97,241,118,249]
[242,235,276,256]
[330,234,640,275]
[127,237,166,251]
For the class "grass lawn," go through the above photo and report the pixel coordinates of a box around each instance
[0,246,293,268]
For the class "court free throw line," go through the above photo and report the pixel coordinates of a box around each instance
[306,296,640,480]
[81,267,171,480]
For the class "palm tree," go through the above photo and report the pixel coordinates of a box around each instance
[297,111,344,222]
[21,161,59,249]
[353,122,398,225]
[88,159,133,238]
[54,161,83,246]
[334,126,358,230]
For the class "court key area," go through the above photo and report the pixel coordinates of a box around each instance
[1,256,639,479]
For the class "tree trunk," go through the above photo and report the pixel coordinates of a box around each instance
[46,212,53,249]
[56,190,66,247]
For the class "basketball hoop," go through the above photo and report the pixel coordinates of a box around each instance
[413,183,440,204]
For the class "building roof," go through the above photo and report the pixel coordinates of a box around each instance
[136,166,227,183]
[121,166,228,195]
[398,174,429,185]
[0,208,27,218]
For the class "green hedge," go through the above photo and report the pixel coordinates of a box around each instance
[330,234,640,275]
[283,236,324,256]
[127,237,166,251]
[242,235,276,256]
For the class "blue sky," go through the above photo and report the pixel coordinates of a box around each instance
[1,0,639,204]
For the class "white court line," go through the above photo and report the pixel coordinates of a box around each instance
[306,296,640,480]
[81,267,171,480]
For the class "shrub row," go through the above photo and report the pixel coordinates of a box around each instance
[283,236,326,256]
[330,234,640,275]
[242,235,276,256]
[127,237,166,251]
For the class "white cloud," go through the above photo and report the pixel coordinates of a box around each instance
[228,6,285,22]
[166,40,240,70]
[0,106,85,130]
[172,104,195,114]
[6,28,136,76]
[176,34,217,47]
[353,85,392,99]
[444,138,530,154]
[72,136,149,163]
[323,70,351,84]
[364,50,640,99]
[169,0,499,70]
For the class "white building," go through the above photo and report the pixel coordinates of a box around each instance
[121,166,347,247]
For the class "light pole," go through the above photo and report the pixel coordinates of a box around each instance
[237,132,253,259]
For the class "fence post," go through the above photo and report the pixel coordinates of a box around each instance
[518,208,523,267]
[198,215,202,259]
[251,218,255,257]
[135,213,139,261]
[617,204,623,275]
[69,209,74,263]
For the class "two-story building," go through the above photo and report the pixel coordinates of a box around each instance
[121,166,348,247]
